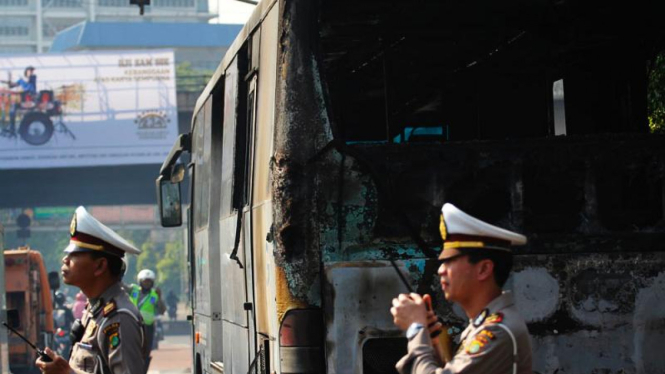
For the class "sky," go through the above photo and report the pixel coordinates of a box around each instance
[210,0,256,24]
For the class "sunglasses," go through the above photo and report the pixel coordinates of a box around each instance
[438,253,468,265]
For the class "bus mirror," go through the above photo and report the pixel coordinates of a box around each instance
[157,177,182,227]
[48,271,60,291]
[171,163,185,183]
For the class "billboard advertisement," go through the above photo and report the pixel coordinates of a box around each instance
[0,50,178,169]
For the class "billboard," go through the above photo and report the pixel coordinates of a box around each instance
[0,50,178,169]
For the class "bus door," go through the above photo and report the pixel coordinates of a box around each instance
[190,98,216,370]
[219,41,257,373]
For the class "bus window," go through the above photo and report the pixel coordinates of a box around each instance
[221,57,239,217]
[221,46,251,214]
[193,98,212,230]
[552,79,566,136]
[320,3,654,143]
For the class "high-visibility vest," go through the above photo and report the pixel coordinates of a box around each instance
[129,284,159,325]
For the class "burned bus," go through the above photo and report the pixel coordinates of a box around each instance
[157,0,665,373]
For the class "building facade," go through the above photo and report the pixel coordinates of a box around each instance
[0,0,214,54]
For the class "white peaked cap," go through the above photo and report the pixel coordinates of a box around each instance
[64,206,141,257]
[439,203,526,258]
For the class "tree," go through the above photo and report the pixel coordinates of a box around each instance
[156,240,185,296]
[648,51,665,134]
[176,62,213,93]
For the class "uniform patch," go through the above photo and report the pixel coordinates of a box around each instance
[464,329,498,355]
[484,312,503,325]
[103,322,120,336]
[477,329,496,340]
[465,339,485,354]
[103,301,117,317]
[108,332,120,349]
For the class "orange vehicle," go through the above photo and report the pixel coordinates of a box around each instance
[4,247,54,373]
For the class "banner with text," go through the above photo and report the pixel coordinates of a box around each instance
[0,50,178,169]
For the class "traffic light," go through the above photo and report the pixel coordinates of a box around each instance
[130,0,150,15]
[16,213,31,240]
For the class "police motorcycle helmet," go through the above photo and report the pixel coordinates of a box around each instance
[137,269,156,283]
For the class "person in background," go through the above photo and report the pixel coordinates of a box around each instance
[2,66,37,134]
[129,269,166,373]
[72,291,87,320]
[7,66,37,95]
[391,203,533,374]
[166,290,179,321]
[52,291,75,331]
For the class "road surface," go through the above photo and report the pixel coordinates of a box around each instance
[147,334,192,374]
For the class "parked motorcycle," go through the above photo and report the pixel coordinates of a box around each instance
[153,315,164,350]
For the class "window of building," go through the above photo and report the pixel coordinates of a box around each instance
[0,18,30,38]
[42,0,82,7]
[0,46,35,54]
[152,0,194,8]
[0,25,29,36]
[0,0,28,7]
[98,0,125,7]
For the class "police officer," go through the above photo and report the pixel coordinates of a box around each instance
[391,203,532,374]
[129,268,165,369]
[36,206,146,374]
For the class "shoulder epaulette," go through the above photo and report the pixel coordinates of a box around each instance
[483,312,503,325]
[103,300,117,317]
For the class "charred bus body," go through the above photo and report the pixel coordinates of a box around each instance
[158,0,665,373]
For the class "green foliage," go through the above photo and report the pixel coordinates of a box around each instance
[155,240,186,295]
[3,229,79,295]
[3,226,186,296]
[127,230,186,295]
[176,62,214,93]
[4,230,69,274]
[648,52,665,134]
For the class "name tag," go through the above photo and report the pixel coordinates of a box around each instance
[78,343,94,351]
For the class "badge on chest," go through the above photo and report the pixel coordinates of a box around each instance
[83,320,98,341]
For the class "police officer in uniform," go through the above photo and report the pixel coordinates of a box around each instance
[129,268,165,371]
[391,203,532,374]
[36,206,146,374]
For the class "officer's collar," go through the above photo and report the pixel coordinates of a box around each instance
[88,297,104,316]
[468,291,514,326]
[90,282,123,315]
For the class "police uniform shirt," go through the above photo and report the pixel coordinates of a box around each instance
[70,282,145,374]
[396,292,532,374]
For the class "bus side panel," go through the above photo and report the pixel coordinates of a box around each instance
[194,315,212,373]
[219,215,249,373]
[193,229,213,370]
[324,262,413,374]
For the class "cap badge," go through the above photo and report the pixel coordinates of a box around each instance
[439,214,448,240]
[70,213,77,237]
